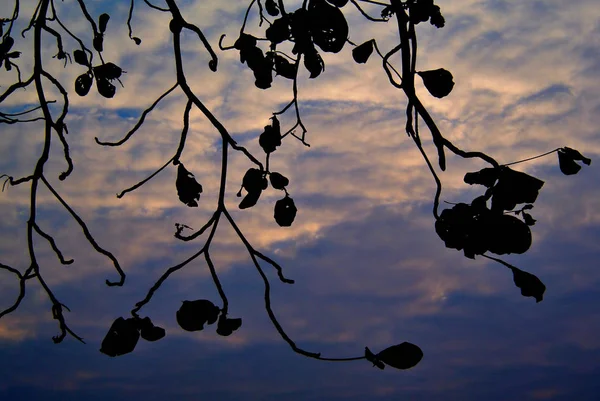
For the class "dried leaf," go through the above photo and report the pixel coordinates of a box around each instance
[73,49,90,67]
[175,163,203,207]
[269,172,289,189]
[98,13,110,33]
[274,195,297,227]
[100,317,140,357]
[352,40,374,64]
[376,342,423,370]
[417,68,454,98]
[74,72,93,96]
[511,266,546,303]
[176,300,220,332]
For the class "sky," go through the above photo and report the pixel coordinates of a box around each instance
[1,0,600,399]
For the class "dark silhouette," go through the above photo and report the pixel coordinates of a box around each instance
[0,0,591,371]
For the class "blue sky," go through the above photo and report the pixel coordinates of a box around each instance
[1,0,600,399]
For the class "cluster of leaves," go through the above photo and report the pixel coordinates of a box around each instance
[232,0,351,88]
[72,14,125,98]
[177,299,242,336]
[100,316,165,357]
[0,35,20,72]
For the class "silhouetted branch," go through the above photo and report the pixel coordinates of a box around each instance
[32,222,74,265]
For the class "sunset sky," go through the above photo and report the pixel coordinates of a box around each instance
[1,0,599,399]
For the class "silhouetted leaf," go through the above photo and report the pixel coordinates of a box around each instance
[132,37,142,45]
[376,342,423,370]
[242,168,268,193]
[486,214,532,255]
[95,77,116,98]
[274,195,297,226]
[239,190,262,209]
[269,172,289,189]
[266,17,290,44]
[74,72,93,96]
[289,8,312,55]
[93,62,123,80]
[352,40,374,64]
[464,167,499,188]
[140,325,166,342]
[100,317,140,357]
[234,33,257,51]
[93,33,104,52]
[491,167,544,212]
[216,315,242,336]
[98,13,110,33]
[73,49,90,67]
[0,36,14,56]
[417,68,454,98]
[326,0,348,7]
[511,266,546,303]
[430,5,445,28]
[259,118,282,153]
[176,300,220,332]
[558,147,591,175]
[273,54,297,79]
[308,0,348,54]
[265,0,279,16]
[176,163,203,207]
[303,48,324,78]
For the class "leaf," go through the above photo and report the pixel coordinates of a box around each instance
[352,40,374,64]
[216,315,242,336]
[98,13,110,33]
[176,300,220,332]
[273,54,297,79]
[265,0,280,16]
[510,266,546,303]
[239,190,262,209]
[96,77,116,98]
[463,167,499,188]
[259,121,282,153]
[73,49,90,67]
[376,342,423,370]
[417,68,454,98]
[430,5,445,28]
[93,33,104,52]
[266,17,290,45]
[100,317,140,357]
[274,195,297,227]
[74,72,93,96]
[303,48,324,79]
[558,147,591,175]
[93,62,123,80]
[486,214,532,255]
[140,326,166,342]
[269,172,289,189]
[132,37,142,45]
[308,0,349,54]
[0,36,14,55]
[242,168,268,193]
[175,163,203,207]
[491,167,544,212]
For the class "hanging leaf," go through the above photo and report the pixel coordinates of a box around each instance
[93,62,123,80]
[73,49,90,67]
[239,190,262,209]
[242,168,268,193]
[303,48,325,79]
[274,195,297,226]
[522,212,536,226]
[269,172,289,189]
[417,68,454,98]
[352,40,374,64]
[74,72,93,96]
[558,147,591,175]
[259,119,282,153]
[216,315,242,336]
[265,0,280,16]
[490,167,544,212]
[132,37,142,45]
[273,54,297,79]
[140,325,166,342]
[376,342,424,370]
[510,266,546,303]
[98,13,110,33]
[175,163,203,207]
[266,17,290,45]
[308,0,348,54]
[486,214,532,255]
[464,167,499,188]
[176,300,220,332]
[95,77,116,98]
[93,33,104,53]
[100,317,140,357]
[430,5,445,28]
